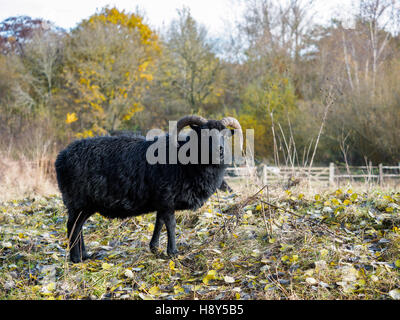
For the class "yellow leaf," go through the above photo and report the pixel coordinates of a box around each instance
[169,260,176,271]
[358,279,366,286]
[350,193,358,201]
[315,194,321,201]
[140,73,153,81]
[331,198,340,206]
[139,61,150,72]
[148,286,161,296]
[46,282,56,292]
[281,255,289,262]
[207,269,217,277]
[147,223,154,232]
[65,112,78,124]
[203,270,217,285]
[320,249,329,258]
[102,263,113,270]
[173,285,185,295]
[343,199,351,206]
[202,277,210,285]
[212,260,224,270]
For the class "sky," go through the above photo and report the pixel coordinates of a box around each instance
[0,0,351,36]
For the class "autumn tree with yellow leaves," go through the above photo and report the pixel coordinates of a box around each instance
[62,7,160,138]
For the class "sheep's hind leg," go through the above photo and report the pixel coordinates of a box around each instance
[149,212,165,253]
[67,210,91,263]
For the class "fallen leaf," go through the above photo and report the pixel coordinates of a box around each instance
[224,276,235,283]
[389,289,400,300]
[148,286,161,296]
[1,241,12,249]
[203,270,217,285]
[124,269,134,278]
[102,263,113,270]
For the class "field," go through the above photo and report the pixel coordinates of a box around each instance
[2,0,400,303]
[1,177,399,300]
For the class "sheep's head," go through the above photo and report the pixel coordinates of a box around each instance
[176,115,243,165]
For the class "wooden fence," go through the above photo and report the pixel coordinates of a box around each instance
[225,163,400,186]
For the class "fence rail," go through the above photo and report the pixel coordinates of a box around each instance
[225,163,400,186]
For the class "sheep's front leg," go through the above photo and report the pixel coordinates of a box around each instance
[149,212,164,253]
[162,209,178,256]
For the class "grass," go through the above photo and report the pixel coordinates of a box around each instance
[0,156,58,202]
[0,179,399,300]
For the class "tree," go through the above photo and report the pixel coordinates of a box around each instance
[293,1,400,164]
[0,54,18,134]
[0,17,64,145]
[0,16,60,55]
[62,7,160,137]
[164,7,224,114]
[12,29,64,115]
[239,73,297,161]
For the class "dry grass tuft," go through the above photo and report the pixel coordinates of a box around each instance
[0,155,58,202]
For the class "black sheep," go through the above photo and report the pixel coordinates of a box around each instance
[55,115,242,263]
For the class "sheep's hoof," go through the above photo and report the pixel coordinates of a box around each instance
[167,249,179,257]
[150,246,160,254]
[70,252,91,263]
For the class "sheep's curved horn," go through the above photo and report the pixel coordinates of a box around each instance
[177,115,208,133]
[220,117,241,131]
[220,117,243,150]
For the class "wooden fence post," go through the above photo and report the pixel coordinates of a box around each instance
[379,164,383,187]
[329,163,335,186]
[263,165,267,185]
[369,161,373,184]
